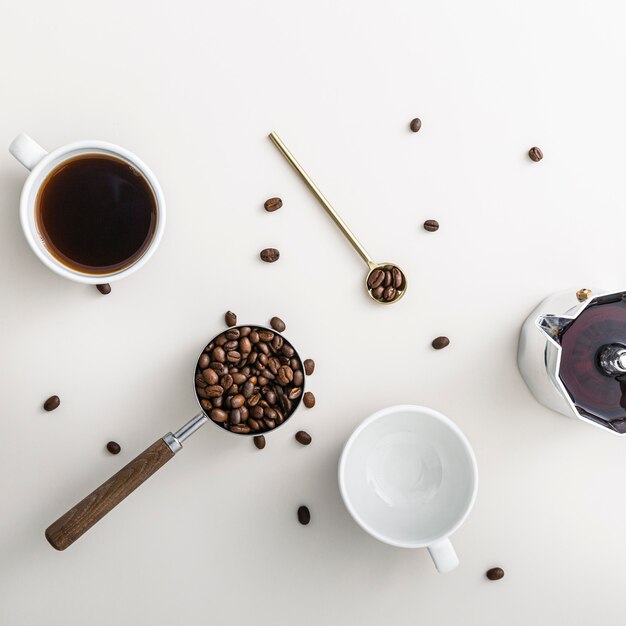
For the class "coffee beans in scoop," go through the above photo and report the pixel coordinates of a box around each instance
[367,265,406,303]
[195,325,305,434]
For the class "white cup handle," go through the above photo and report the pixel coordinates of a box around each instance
[427,537,459,573]
[9,133,48,171]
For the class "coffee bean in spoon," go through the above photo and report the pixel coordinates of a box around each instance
[106,441,121,455]
[264,197,283,212]
[432,336,450,350]
[43,395,60,411]
[260,248,280,263]
[423,219,439,232]
[368,265,405,302]
[486,567,505,581]
[297,505,311,525]
[270,316,286,332]
[96,283,111,295]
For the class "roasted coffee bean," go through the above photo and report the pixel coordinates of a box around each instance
[206,385,224,398]
[258,330,274,342]
[254,434,266,448]
[423,219,439,232]
[225,311,237,326]
[247,351,258,365]
[226,350,241,363]
[260,248,280,263]
[264,418,276,429]
[211,408,228,423]
[290,358,300,370]
[265,390,277,405]
[200,399,212,412]
[202,368,219,385]
[196,386,211,399]
[528,146,543,162]
[230,408,242,425]
[195,373,208,388]
[231,394,245,409]
[212,346,226,363]
[242,381,254,398]
[209,361,227,375]
[215,335,227,347]
[295,431,312,445]
[278,366,294,384]
[43,395,60,411]
[372,286,384,299]
[392,267,403,288]
[270,316,286,332]
[225,329,240,341]
[264,407,277,421]
[409,117,422,132]
[367,268,385,289]
[486,567,505,581]
[198,353,210,369]
[272,335,284,351]
[383,286,397,301]
[212,396,223,408]
[288,387,302,400]
[282,344,295,358]
[432,336,450,350]
[230,424,250,434]
[240,337,252,354]
[297,505,311,525]
[264,197,283,212]
[240,405,249,421]
[96,283,111,295]
[249,419,261,432]
[224,340,238,351]
[106,441,121,454]
[220,374,234,391]
[232,372,247,385]
[293,370,304,387]
[239,326,251,337]
[252,405,264,419]
[304,359,315,375]
[249,330,260,343]
[303,392,315,408]
[383,270,392,287]
[258,342,270,355]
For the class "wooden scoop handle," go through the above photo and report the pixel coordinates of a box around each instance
[45,438,175,550]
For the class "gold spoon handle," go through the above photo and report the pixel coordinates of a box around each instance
[269,131,375,268]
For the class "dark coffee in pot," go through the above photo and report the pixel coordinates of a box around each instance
[35,154,157,274]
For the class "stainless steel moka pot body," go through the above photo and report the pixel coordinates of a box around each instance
[518,288,626,435]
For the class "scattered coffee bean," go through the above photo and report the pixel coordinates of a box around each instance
[260,248,280,263]
[368,265,405,302]
[432,336,450,350]
[96,283,111,295]
[225,311,237,327]
[297,505,311,525]
[295,430,312,445]
[528,146,543,162]
[254,435,266,449]
[196,325,306,434]
[304,359,315,375]
[270,316,286,332]
[264,197,283,212]
[423,219,439,232]
[409,118,422,133]
[303,392,315,408]
[106,441,121,455]
[486,567,505,581]
[43,395,60,411]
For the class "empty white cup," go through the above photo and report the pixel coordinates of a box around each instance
[339,405,478,573]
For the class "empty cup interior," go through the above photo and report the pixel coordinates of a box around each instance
[340,407,476,547]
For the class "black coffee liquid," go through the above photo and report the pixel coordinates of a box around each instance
[36,154,157,274]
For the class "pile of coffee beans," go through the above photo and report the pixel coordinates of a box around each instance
[195,325,306,434]
[366,265,406,302]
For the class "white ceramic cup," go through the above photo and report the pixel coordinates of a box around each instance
[339,405,478,573]
[8,133,166,284]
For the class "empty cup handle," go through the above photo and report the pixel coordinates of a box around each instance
[428,537,459,573]
[9,133,48,171]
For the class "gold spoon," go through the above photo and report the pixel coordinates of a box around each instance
[269,132,407,304]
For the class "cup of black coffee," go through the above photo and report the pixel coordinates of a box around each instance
[9,133,165,283]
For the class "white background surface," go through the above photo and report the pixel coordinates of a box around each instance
[1,1,626,624]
